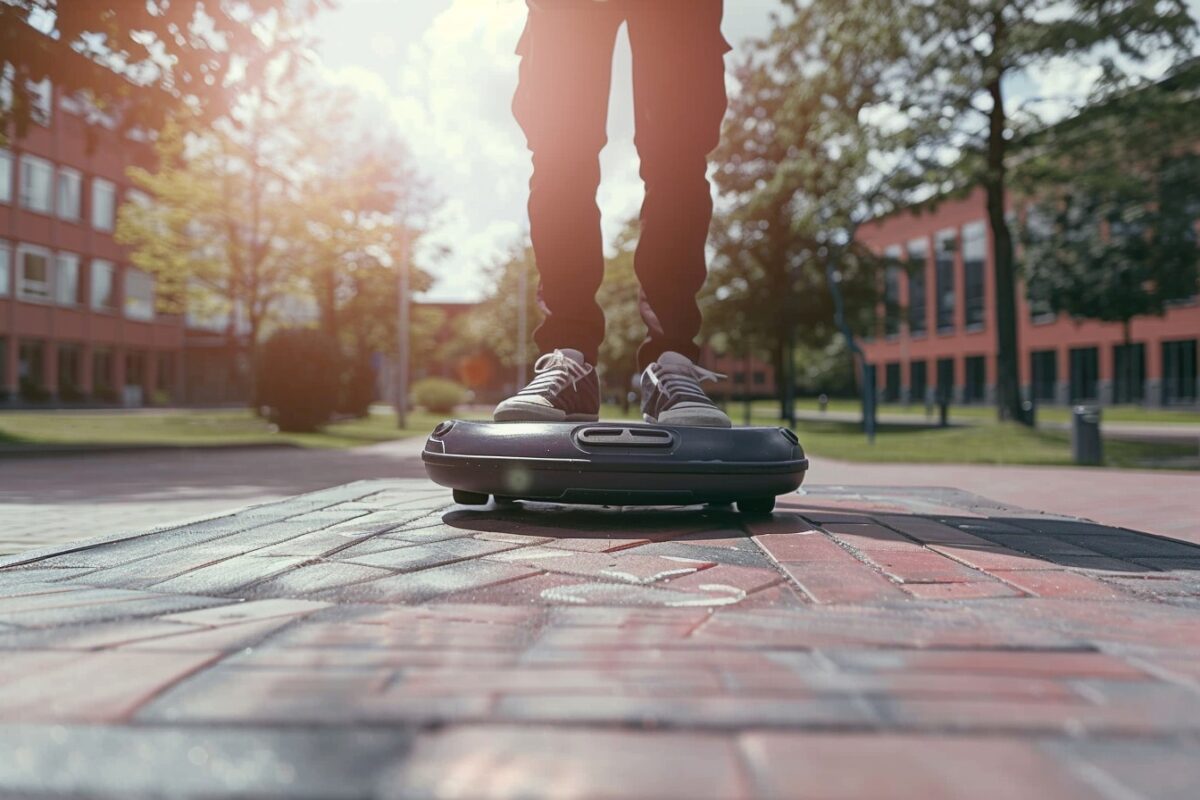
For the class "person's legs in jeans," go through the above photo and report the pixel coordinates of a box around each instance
[624,0,732,427]
[626,0,730,370]
[496,2,623,421]
[512,1,624,366]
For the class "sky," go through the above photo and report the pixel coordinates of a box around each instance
[312,0,1194,302]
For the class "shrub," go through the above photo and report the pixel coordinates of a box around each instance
[413,377,467,414]
[338,353,377,418]
[256,328,341,432]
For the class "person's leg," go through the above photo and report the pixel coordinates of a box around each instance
[512,1,624,366]
[626,0,730,370]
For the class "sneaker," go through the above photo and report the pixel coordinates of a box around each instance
[641,351,732,427]
[494,348,600,422]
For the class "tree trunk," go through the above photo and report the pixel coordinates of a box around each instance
[985,74,1025,425]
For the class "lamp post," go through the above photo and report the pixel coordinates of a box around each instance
[395,225,410,430]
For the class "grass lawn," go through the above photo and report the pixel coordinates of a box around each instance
[0,404,1192,469]
[0,408,487,450]
[769,418,1194,469]
[759,398,1200,425]
[604,403,1192,469]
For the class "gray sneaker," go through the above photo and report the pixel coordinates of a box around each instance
[494,348,601,422]
[640,351,732,428]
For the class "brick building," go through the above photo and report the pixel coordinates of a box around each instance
[858,186,1199,408]
[1,76,183,407]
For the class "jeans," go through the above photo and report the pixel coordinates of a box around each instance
[512,0,730,370]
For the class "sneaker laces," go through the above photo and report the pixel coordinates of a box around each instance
[647,360,726,405]
[518,350,592,396]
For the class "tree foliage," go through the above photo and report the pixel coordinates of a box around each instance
[718,0,1196,422]
[1,0,326,142]
[709,0,912,418]
[1021,64,1200,337]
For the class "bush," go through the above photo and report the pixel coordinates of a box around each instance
[413,377,467,414]
[256,328,341,432]
[338,354,377,418]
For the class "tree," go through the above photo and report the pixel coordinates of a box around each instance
[596,222,646,410]
[1021,63,1200,399]
[710,0,911,424]
[459,245,540,378]
[875,0,1196,422]
[1,1,325,142]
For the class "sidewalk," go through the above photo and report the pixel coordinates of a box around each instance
[1,478,1198,798]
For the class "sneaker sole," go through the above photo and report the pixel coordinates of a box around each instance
[643,410,733,428]
[494,402,599,423]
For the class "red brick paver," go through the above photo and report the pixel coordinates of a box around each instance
[0,478,1198,798]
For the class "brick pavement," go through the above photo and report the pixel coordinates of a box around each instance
[1,478,1199,798]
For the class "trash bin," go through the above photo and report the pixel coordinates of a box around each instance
[1020,399,1036,427]
[1071,405,1102,465]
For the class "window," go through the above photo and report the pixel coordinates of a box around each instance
[1162,339,1197,405]
[935,229,956,333]
[1024,205,1057,322]
[936,357,955,402]
[906,238,928,336]
[962,222,986,329]
[1069,347,1099,403]
[1031,350,1058,403]
[1112,343,1145,404]
[883,245,902,337]
[92,348,115,395]
[884,362,901,402]
[58,344,83,400]
[910,360,928,402]
[17,245,52,301]
[0,240,9,296]
[124,268,155,321]
[91,260,117,311]
[56,168,81,220]
[0,149,12,204]
[964,356,986,404]
[18,340,45,400]
[55,253,85,306]
[19,154,54,213]
[92,177,116,231]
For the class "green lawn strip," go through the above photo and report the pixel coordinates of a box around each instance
[759,417,1193,469]
[750,398,1200,425]
[0,408,489,450]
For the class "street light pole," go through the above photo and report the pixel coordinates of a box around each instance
[395,225,410,430]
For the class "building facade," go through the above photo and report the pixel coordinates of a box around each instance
[858,187,1199,408]
[1,79,183,407]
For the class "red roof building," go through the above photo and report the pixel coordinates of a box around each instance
[858,186,1199,408]
[2,79,183,407]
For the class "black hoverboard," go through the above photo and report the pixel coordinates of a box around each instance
[421,419,808,514]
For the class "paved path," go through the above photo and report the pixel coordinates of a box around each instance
[2,478,1200,798]
[0,439,429,555]
[2,437,1194,554]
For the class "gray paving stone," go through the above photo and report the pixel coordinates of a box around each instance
[1052,533,1200,560]
[0,593,224,628]
[149,555,312,596]
[19,519,253,570]
[633,540,776,569]
[0,723,411,799]
[318,560,541,604]
[492,693,878,729]
[250,561,396,597]
[338,538,523,572]
[1043,737,1200,800]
